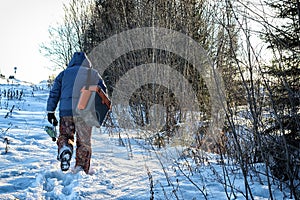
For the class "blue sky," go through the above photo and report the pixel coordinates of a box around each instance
[0,0,68,83]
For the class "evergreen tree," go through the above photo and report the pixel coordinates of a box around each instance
[82,0,213,133]
[264,0,300,136]
[262,0,300,193]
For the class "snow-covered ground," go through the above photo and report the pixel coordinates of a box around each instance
[0,83,295,199]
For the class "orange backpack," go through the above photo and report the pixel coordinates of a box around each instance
[76,68,111,127]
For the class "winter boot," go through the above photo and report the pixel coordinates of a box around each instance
[57,146,73,171]
[60,150,72,171]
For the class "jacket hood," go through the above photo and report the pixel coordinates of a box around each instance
[67,52,91,68]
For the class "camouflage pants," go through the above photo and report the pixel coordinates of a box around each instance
[57,116,92,174]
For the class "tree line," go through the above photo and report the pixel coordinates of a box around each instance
[41,0,300,198]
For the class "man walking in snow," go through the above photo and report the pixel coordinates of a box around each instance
[46,52,107,174]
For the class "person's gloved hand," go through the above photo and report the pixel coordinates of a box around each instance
[47,112,58,126]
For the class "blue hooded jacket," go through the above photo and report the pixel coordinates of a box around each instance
[46,52,106,117]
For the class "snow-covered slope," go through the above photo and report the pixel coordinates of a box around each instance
[0,83,293,199]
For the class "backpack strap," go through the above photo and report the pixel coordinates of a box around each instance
[85,67,91,90]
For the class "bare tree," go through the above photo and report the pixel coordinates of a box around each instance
[40,0,94,69]
[213,0,300,199]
